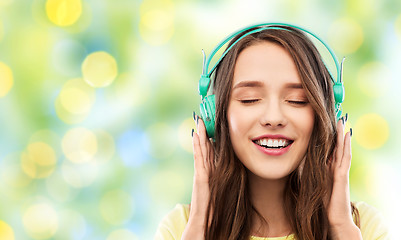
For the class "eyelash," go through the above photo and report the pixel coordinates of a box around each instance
[239,100,308,105]
[288,100,308,105]
[240,99,259,104]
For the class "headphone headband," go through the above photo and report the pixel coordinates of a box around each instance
[200,23,343,98]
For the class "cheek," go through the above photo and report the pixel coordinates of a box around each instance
[227,105,251,160]
[227,105,248,137]
[227,112,240,138]
[307,109,315,134]
[297,108,315,139]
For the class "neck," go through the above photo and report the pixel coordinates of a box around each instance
[248,171,292,238]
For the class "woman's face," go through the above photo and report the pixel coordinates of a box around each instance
[227,41,315,180]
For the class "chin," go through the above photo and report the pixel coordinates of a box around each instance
[248,167,296,181]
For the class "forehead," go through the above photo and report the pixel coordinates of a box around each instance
[232,41,301,87]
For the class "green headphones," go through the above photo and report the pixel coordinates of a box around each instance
[198,23,345,139]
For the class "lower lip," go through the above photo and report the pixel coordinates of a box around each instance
[253,141,292,156]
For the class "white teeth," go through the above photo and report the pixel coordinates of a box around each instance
[262,139,267,146]
[255,138,290,148]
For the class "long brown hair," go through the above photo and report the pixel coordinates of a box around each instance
[204,26,360,240]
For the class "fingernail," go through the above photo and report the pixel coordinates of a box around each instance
[341,116,345,125]
[345,113,348,122]
[192,111,196,121]
[350,128,353,137]
[191,129,194,137]
[197,115,199,124]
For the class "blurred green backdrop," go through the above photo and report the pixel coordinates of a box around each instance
[0,0,400,239]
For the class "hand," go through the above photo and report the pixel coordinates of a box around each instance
[182,113,215,240]
[192,113,215,184]
[327,115,362,239]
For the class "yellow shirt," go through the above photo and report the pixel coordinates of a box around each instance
[154,202,389,240]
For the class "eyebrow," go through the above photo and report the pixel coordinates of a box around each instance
[232,80,264,90]
[232,81,304,90]
[284,83,304,89]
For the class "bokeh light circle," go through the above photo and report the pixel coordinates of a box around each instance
[60,87,92,114]
[0,220,15,240]
[46,0,82,26]
[0,62,13,97]
[139,9,174,45]
[60,78,96,110]
[82,51,118,88]
[55,97,88,124]
[55,78,96,124]
[61,160,98,188]
[354,113,389,150]
[99,189,134,225]
[107,229,138,240]
[21,142,57,179]
[22,203,58,240]
[62,127,98,163]
[357,62,390,98]
[328,18,364,54]
[139,0,175,45]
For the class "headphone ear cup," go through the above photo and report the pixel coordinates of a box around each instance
[199,94,216,139]
[333,82,344,104]
[333,82,344,121]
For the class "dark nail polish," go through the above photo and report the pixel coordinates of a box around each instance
[191,129,194,137]
[350,128,353,137]
[341,116,345,125]
[193,111,196,121]
[196,115,199,124]
[345,113,348,122]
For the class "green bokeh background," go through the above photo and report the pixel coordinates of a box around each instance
[0,0,400,239]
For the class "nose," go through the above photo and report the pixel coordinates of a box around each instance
[259,99,287,128]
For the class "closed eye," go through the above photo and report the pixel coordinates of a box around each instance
[288,100,308,105]
[240,99,260,104]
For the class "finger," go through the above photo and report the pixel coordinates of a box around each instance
[340,130,352,171]
[192,130,205,175]
[193,114,206,168]
[335,117,345,168]
[197,117,210,169]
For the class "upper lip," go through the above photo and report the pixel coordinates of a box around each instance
[251,134,294,141]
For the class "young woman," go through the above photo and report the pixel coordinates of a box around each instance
[155,24,389,240]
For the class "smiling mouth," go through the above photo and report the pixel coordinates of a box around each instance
[252,138,294,149]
